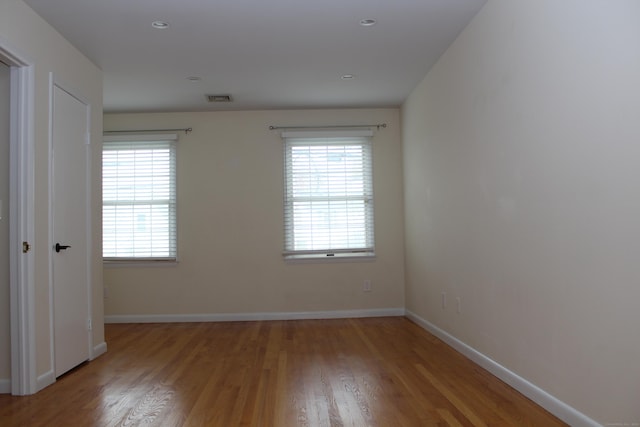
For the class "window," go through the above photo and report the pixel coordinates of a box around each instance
[283,130,375,260]
[102,134,177,262]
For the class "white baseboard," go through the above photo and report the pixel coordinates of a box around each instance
[105,308,405,324]
[30,343,107,394]
[92,341,108,360]
[405,310,600,427]
[36,370,55,392]
[0,378,10,394]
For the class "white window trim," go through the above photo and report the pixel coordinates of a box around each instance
[282,129,375,262]
[284,252,376,264]
[102,133,178,264]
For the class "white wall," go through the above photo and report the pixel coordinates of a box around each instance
[0,0,104,387]
[104,109,405,318]
[402,0,640,424]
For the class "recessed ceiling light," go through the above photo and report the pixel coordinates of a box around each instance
[152,21,170,29]
[341,74,355,80]
[359,19,377,27]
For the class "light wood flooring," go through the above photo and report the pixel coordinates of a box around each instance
[0,317,566,426]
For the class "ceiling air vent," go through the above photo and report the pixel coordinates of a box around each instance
[206,94,232,103]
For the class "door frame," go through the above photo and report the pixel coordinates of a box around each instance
[48,75,94,380]
[0,42,37,395]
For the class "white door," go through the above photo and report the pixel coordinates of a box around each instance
[52,84,90,377]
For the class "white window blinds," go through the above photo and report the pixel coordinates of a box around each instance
[283,130,375,258]
[103,134,177,261]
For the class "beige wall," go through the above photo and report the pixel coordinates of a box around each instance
[402,0,640,424]
[104,109,405,317]
[0,0,104,386]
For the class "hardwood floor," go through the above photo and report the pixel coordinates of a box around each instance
[0,317,566,426]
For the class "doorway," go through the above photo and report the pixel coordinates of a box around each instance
[1,44,35,396]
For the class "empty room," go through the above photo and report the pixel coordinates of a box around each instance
[1,0,639,426]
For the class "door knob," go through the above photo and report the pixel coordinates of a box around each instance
[55,243,71,253]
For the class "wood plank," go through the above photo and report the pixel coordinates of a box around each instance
[0,317,567,426]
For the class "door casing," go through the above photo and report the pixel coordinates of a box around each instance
[48,76,93,379]
[0,43,36,395]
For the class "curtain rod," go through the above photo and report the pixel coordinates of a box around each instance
[104,127,193,134]
[269,124,386,131]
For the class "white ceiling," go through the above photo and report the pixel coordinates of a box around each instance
[24,0,486,113]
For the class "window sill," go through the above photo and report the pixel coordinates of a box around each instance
[284,252,376,264]
[104,260,178,268]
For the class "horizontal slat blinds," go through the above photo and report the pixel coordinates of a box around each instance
[103,135,177,261]
[283,131,374,258]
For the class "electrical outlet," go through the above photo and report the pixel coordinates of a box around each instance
[363,280,372,292]
[441,292,446,309]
